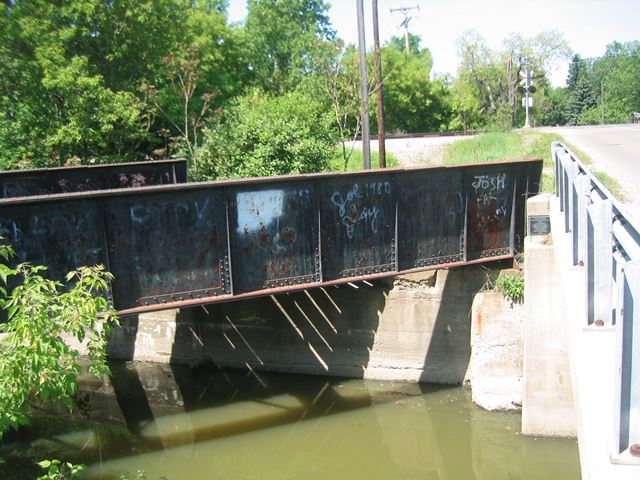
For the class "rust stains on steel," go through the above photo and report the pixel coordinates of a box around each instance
[0,159,543,315]
[0,158,187,199]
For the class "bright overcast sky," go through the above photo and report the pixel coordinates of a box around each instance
[227,0,640,87]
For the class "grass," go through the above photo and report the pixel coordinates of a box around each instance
[441,130,624,197]
[442,130,561,192]
[328,147,400,172]
[495,273,524,303]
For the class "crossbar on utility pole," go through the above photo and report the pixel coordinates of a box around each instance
[390,5,419,55]
[356,0,371,169]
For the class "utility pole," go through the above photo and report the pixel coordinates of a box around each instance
[356,0,371,169]
[372,0,386,168]
[390,5,419,55]
[601,79,605,125]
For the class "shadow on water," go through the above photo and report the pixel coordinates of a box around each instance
[0,363,581,480]
[0,266,581,479]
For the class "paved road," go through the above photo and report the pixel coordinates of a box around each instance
[539,124,640,222]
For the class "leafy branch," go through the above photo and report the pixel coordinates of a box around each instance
[0,244,119,441]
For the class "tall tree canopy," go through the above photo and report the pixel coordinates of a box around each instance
[0,0,241,168]
[374,34,451,133]
[242,0,336,93]
[452,29,572,129]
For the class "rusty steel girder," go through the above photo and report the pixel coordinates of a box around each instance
[0,159,542,315]
[0,159,187,199]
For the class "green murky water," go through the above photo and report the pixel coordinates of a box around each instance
[2,362,580,479]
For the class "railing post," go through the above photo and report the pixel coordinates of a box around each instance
[618,260,640,453]
[552,144,563,205]
[574,173,590,266]
[564,158,578,235]
[587,199,613,325]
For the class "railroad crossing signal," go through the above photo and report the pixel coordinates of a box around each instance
[517,85,537,94]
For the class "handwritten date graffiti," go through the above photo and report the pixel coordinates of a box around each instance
[331,182,390,239]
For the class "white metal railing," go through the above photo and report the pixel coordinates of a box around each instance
[553,141,639,457]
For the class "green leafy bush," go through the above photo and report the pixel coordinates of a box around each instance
[36,459,85,480]
[0,244,119,441]
[495,274,524,303]
[197,90,337,180]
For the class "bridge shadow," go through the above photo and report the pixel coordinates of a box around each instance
[170,281,389,379]
[419,265,495,384]
[17,264,508,476]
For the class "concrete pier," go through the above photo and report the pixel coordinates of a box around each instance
[105,268,490,384]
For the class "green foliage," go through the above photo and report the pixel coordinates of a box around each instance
[0,0,145,166]
[495,274,524,303]
[563,42,640,126]
[373,38,452,133]
[0,0,242,168]
[452,29,572,129]
[567,72,596,125]
[0,245,119,441]
[242,0,336,94]
[442,131,564,192]
[36,459,85,480]
[539,86,569,126]
[443,132,524,165]
[198,90,337,179]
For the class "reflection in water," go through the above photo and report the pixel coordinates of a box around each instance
[5,362,580,480]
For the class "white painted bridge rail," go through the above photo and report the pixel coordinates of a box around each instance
[553,141,639,461]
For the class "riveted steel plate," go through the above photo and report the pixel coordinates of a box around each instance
[0,159,187,199]
[103,188,229,310]
[228,182,320,294]
[464,165,516,260]
[397,169,465,270]
[320,174,397,279]
[0,198,109,298]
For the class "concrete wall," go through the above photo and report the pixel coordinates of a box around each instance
[104,267,490,384]
[468,289,524,411]
[522,194,576,437]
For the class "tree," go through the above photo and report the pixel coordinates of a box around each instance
[138,5,242,170]
[565,55,596,125]
[374,37,451,133]
[0,0,144,167]
[538,85,569,126]
[242,0,336,94]
[566,54,587,92]
[452,29,572,129]
[198,90,337,179]
[306,43,363,171]
[454,31,505,121]
[502,30,572,125]
[589,41,640,123]
[0,0,244,168]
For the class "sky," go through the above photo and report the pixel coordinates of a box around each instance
[227,0,640,87]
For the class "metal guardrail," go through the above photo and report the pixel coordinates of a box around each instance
[0,160,541,315]
[0,159,188,198]
[553,141,639,456]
